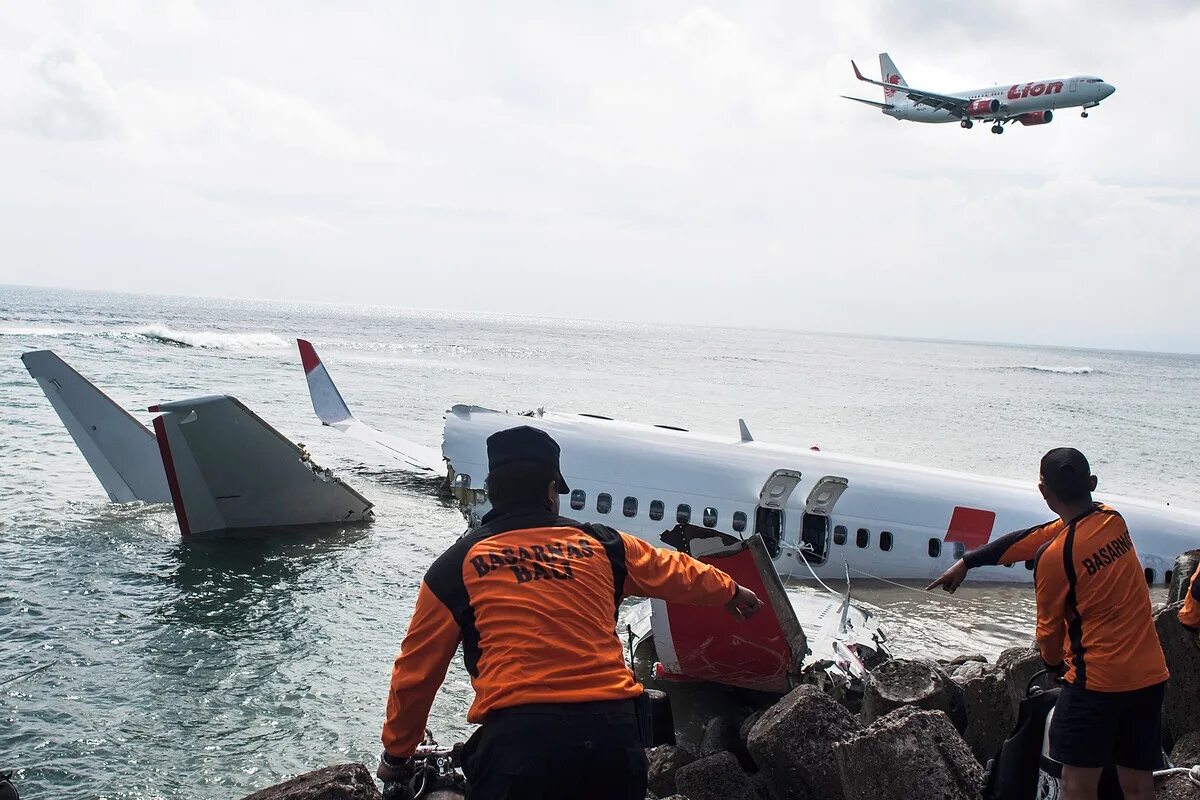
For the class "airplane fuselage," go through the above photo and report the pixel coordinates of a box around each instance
[442,406,1200,586]
[886,75,1115,123]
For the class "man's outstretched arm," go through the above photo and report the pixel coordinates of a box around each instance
[927,519,1059,593]
[619,532,761,618]
[381,581,462,760]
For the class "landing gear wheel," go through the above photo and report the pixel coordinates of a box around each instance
[960,120,974,129]
[991,124,1004,134]
[1081,111,1090,118]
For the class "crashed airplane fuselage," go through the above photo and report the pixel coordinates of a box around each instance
[297,339,1200,587]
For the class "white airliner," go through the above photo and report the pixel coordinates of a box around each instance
[297,340,1200,587]
[842,53,1115,134]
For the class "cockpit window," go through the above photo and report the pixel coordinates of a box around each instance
[1084,77,1104,83]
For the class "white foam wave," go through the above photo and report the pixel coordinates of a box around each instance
[1013,364,1094,375]
[123,324,288,350]
[0,326,74,337]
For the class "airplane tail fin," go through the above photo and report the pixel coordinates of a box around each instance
[150,395,373,535]
[21,350,171,503]
[878,52,908,102]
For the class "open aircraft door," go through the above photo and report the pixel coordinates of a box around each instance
[798,476,849,566]
[754,469,802,559]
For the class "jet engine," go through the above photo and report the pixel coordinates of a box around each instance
[966,98,1001,116]
[1018,110,1054,125]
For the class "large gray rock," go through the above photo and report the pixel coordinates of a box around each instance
[951,660,989,684]
[998,645,1053,713]
[674,751,758,800]
[835,707,984,800]
[861,658,967,733]
[961,667,1015,765]
[746,684,863,800]
[646,744,698,799]
[1168,550,1199,605]
[1171,731,1200,768]
[1155,770,1200,800]
[1157,602,1200,748]
[239,764,381,800]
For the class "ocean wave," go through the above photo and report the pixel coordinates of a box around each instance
[0,323,288,350]
[1011,364,1095,375]
[0,326,75,337]
[122,325,288,350]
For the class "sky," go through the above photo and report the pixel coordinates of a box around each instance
[1,1,1199,353]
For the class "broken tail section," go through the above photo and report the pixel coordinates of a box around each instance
[296,339,444,476]
[150,395,374,535]
[21,350,171,503]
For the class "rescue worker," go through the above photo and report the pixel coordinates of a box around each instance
[376,425,763,799]
[1181,564,1200,635]
[927,448,1168,800]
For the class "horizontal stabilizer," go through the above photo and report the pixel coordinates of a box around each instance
[150,395,374,535]
[296,339,444,475]
[21,350,171,503]
[841,95,894,110]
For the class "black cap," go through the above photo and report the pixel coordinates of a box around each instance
[486,426,570,494]
[1040,447,1092,501]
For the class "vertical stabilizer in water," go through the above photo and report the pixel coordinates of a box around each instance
[150,395,374,535]
[21,350,171,503]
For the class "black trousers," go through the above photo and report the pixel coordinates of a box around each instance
[461,700,648,800]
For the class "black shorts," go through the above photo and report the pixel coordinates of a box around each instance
[462,699,648,800]
[1049,680,1166,770]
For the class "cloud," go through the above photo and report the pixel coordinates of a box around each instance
[0,1,1196,352]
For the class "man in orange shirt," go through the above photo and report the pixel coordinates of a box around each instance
[1181,564,1200,634]
[376,426,762,799]
[929,448,1168,800]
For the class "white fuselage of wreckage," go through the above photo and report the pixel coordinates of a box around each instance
[441,405,1200,586]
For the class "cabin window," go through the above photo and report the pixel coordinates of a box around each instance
[879,531,893,552]
[677,504,691,524]
[703,507,718,528]
[732,511,747,533]
[649,500,664,521]
[928,538,941,558]
[834,525,848,546]
[1025,559,1036,571]
[623,496,638,518]
[1144,568,1156,585]
[597,493,612,514]
[856,528,870,548]
[570,489,586,511]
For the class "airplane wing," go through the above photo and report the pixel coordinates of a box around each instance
[296,339,444,475]
[850,60,969,117]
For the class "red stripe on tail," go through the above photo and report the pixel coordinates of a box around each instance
[152,415,191,536]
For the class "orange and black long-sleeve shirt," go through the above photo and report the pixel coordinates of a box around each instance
[964,504,1168,692]
[381,505,738,757]
[1181,566,1200,632]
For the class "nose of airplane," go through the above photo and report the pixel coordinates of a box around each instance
[1101,82,1116,98]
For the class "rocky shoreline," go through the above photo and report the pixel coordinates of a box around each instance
[241,598,1200,800]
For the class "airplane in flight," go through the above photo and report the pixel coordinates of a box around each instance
[842,52,1115,134]
[297,340,1200,588]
